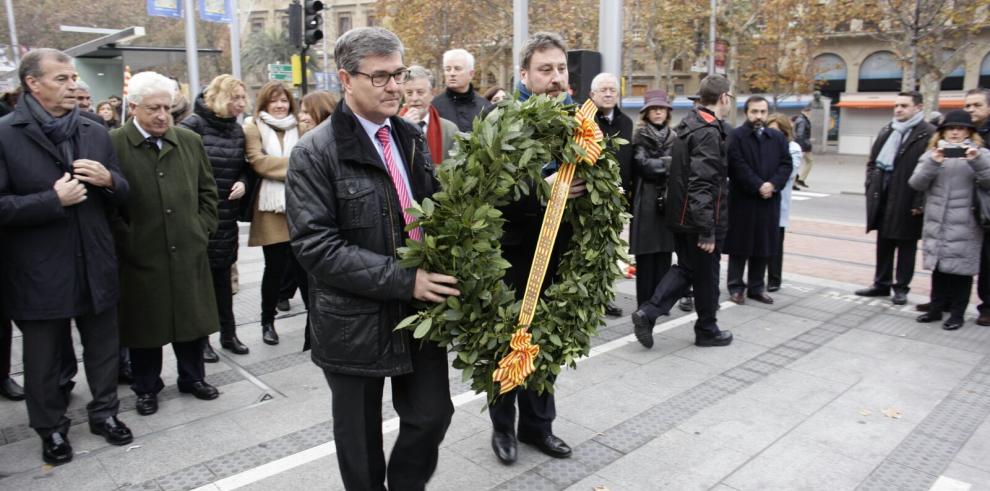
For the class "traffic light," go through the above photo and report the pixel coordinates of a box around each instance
[288,1,302,49]
[304,0,324,46]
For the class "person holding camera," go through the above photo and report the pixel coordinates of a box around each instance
[909,109,990,330]
[857,91,935,306]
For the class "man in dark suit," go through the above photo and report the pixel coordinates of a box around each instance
[723,96,793,305]
[0,48,133,465]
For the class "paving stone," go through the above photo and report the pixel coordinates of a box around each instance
[862,460,937,491]
[491,471,559,491]
[570,440,624,469]
[203,447,263,480]
[533,455,593,487]
[155,464,215,491]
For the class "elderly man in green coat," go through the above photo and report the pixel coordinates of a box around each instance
[110,71,220,416]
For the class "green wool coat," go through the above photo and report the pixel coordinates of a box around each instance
[110,122,220,348]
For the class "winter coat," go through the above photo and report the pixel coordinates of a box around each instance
[865,121,935,240]
[595,109,635,196]
[285,100,440,377]
[243,118,307,246]
[629,122,676,255]
[723,124,793,257]
[793,113,812,152]
[665,107,730,242]
[110,122,219,348]
[179,94,248,268]
[0,103,130,321]
[780,141,803,228]
[908,148,990,276]
[431,84,491,133]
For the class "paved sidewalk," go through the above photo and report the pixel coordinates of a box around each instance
[1,228,989,490]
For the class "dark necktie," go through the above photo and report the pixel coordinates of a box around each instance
[145,136,160,154]
[418,121,426,134]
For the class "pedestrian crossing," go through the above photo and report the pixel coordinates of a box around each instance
[790,190,829,201]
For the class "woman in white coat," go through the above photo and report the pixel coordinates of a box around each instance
[766,113,803,292]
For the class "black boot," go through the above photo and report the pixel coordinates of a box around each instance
[220,334,250,355]
[262,321,279,345]
[202,340,220,363]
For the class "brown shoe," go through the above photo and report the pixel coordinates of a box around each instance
[729,292,745,305]
[747,292,774,304]
[916,302,930,312]
[978,311,990,326]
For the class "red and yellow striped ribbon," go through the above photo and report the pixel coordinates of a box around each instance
[493,99,605,395]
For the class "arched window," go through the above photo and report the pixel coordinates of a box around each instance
[813,53,847,97]
[859,51,902,92]
[980,51,990,88]
[939,49,965,91]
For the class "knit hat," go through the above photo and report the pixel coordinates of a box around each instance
[939,109,975,130]
[640,89,673,113]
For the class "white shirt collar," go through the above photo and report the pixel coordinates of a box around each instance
[354,112,391,143]
[132,120,163,148]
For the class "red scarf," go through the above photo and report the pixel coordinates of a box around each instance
[399,105,445,166]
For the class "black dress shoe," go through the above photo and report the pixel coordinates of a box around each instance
[916,312,943,323]
[891,291,908,305]
[696,330,733,347]
[679,296,694,312]
[179,381,220,400]
[747,292,774,304]
[943,318,964,331]
[767,284,781,293]
[631,310,655,348]
[277,299,291,312]
[135,394,158,415]
[604,302,623,317]
[729,292,745,305]
[203,341,220,363]
[491,430,517,465]
[796,179,809,188]
[916,302,951,313]
[42,432,73,465]
[518,433,571,458]
[220,335,250,355]
[262,321,280,345]
[978,311,990,326]
[0,377,25,401]
[89,416,134,446]
[118,366,134,385]
[855,286,890,297]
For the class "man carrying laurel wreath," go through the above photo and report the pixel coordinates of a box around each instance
[285,27,460,490]
[488,31,587,466]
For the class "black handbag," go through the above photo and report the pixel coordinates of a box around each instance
[237,165,260,223]
[974,184,990,230]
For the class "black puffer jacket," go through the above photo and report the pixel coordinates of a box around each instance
[630,122,676,255]
[431,84,491,132]
[665,107,729,243]
[179,94,247,268]
[285,100,439,377]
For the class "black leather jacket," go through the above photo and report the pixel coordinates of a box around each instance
[286,101,439,376]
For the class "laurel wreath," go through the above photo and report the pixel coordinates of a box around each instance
[396,94,628,401]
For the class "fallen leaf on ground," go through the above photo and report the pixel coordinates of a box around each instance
[860,409,872,416]
[593,486,611,491]
[882,408,902,419]
[126,445,143,452]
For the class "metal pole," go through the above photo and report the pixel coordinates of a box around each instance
[4,0,18,64]
[708,0,716,75]
[512,0,528,80]
[598,0,622,78]
[184,0,201,98]
[230,0,241,80]
[300,46,308,96]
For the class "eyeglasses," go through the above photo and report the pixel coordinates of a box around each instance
[350,69,410,87]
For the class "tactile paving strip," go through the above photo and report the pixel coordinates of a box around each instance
[857,354,990,490]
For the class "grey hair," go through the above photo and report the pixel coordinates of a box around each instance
[521,32,568,71]
[127,71,176,105]
[18,48,72,92]
[442,49,475,70]
[406,65,434,88]
[76,79,91,92]
[590,73,618,92]
[334,27,404,74]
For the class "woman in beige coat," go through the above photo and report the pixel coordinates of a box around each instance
[244,82,307,345]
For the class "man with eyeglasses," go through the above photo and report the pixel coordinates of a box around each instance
[631,74,736,349]
[588,72,633,318]
[432,48,491,132]
[285,27,458,490]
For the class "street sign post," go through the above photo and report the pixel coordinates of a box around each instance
[268,72,292,82]
[268,63,293,82]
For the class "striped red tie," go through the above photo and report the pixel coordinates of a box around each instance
[375,126,422,241]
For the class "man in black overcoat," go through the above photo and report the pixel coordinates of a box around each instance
[0,48,133,465]
[723,96,793,304]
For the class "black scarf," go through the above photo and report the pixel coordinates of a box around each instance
[23,92,80,165]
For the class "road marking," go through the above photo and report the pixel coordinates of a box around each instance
[792,190,830,198]
[191,301,737,490]
[930,475,972,491]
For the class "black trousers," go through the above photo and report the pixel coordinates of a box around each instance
[930,269,973,321]
[130,338,207,395]
[727,255,769,295]
[489,387,556,438]
[873,236,917,294]
[638,233,722,335]
[635,252,673,307]
[323,342,453,491]
[210,266,237,338]
[978,232,990,313]
[767,227,786,288]
[279,265,298,302]
[261,242,309,323]
[17,308,120,437]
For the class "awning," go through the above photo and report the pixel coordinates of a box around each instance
[835,92,966,109]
